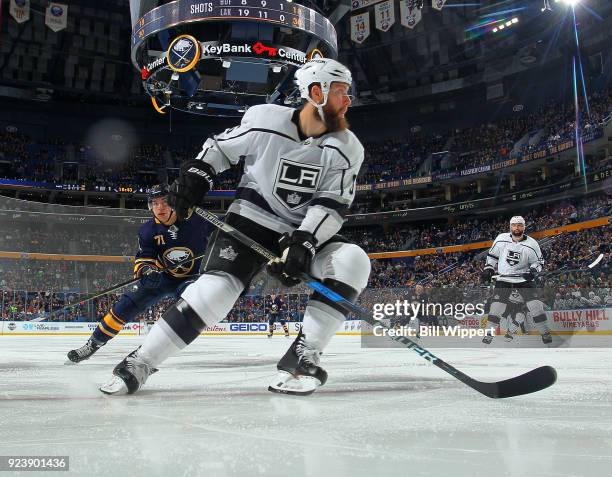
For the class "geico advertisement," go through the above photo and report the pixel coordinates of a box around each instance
[207,322,303,333]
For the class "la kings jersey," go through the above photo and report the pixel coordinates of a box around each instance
[485,233,544,284]
[195,104,364,244]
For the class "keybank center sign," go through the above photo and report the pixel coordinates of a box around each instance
[200,41,308,65]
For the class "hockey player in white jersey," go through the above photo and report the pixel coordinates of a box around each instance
[100,58,371,396]
[481,216,552,344]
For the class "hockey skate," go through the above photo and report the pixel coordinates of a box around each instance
[267,332,273,338]
[541,332,552,344]
[268,330,327,396]
[99,348,158,395]
[66,338,104,364]
[482,333,494,345]
[504,332,514,342]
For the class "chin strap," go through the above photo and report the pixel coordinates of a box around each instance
[306,95,328,123]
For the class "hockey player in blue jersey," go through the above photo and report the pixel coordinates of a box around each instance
[66,184,213,363]
[267,293,290,338]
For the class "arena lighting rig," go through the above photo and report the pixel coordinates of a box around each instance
[129,0,338,117]
[543,0,582,12]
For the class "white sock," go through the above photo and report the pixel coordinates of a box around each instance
[137,319,186,368]
[301,300,345,351]
[534,321,550,335]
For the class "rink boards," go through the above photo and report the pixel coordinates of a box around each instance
[1,307,610,336]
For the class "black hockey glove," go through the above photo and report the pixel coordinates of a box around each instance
[138,264,162,290]
[267,231,316,287]
[481,267,495,285]
[168,160,216,220]
[524,267,539,283]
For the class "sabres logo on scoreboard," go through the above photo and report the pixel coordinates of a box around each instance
[167,34,201,73]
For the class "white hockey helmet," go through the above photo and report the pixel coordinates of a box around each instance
[509,216,526,226]
[294,58,352,114]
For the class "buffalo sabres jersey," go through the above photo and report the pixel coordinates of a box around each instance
[485,233,544,284]
[269,296,284,314]
[134,213,213,280]
[194,104,364,245]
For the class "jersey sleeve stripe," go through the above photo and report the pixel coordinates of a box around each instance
[312,213,330,238]
[310,198,349,216]
[317,145,352,168]
[312,191,351,204]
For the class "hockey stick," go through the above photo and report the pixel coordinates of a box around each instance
[30,251,208,323]
[588,253,604,269]
[192,207,557,399]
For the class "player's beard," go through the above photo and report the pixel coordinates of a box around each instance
[511,230,523,239]
[322,104,349,132]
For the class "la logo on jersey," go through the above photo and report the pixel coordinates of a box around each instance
[274,159,322,210]
[506,250,521,266]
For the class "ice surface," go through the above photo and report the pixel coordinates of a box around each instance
[0,335,611,477]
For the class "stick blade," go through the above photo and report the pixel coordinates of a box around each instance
[588,253,604,269]
[474,366,557,399]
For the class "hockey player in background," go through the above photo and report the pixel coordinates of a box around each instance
[66,185,212,363]
[481,216,552,344]
[267,293,289,338]
[100,58,371,396]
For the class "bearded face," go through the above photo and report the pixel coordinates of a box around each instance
[322,102,350,132]
[510,223,525,238]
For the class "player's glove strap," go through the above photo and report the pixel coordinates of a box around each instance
[168,160,216,220]
[267,231,316,287]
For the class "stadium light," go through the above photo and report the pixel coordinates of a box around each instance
[556,0,581,6]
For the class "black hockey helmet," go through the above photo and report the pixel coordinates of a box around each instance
[147,184,169,210]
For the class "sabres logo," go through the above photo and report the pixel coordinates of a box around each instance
[167,35,201,73]
[163,247,195,276]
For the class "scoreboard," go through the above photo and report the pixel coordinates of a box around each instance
[131,0,337,69]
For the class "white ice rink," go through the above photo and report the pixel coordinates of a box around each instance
[0,335,611,477]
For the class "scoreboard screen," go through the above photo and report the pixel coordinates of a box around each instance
[130,0,338,68]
